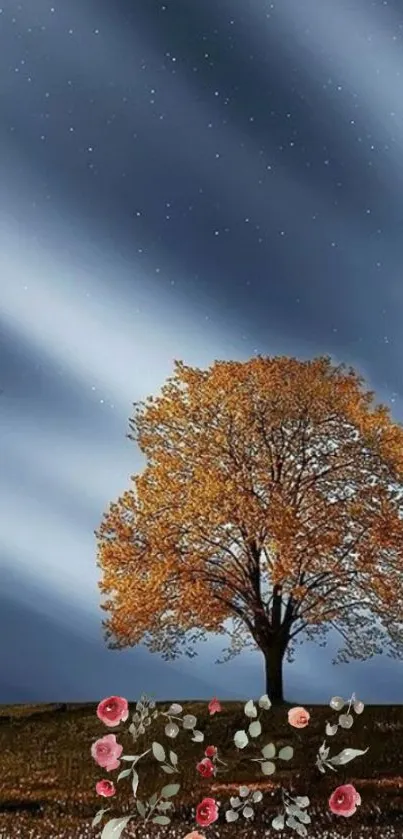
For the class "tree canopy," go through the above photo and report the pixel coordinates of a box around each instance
[96,356,403,697]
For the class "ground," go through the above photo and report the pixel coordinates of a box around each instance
[1,700,403,838]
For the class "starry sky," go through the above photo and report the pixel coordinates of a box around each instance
[2,0,403,705]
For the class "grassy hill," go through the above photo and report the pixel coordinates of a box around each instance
[1,700,403,838]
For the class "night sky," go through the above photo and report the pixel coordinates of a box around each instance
[2,0,403,704]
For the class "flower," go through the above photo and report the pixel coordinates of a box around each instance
[91,734,123,771]
[208,697,222,715]
[288,706,310,728]
[96,779,116,797]
[183,833,206,839]
[196,758,215,778]
[196,797,219,827]
[204,745,217,758]
[96,696,129,727]
[329,784,361,817]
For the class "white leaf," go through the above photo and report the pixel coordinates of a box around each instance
[329,696,345,711]
[286,815,299,829]
[261,760,276,775]
[230,796,241,807]
[132,769,139,797]
[258,694,272,710]
[117,768,132,781]
[165,722,179,738]
[272,814,285,830]
[152,741,166,762]
[161,764,175,773]
[167,703,183,715]
[319,741,329,759]
[243,805,254,818]
[248,720,262,738]
[353,699,365,715]
[326,722,338,736]
[225,810,239,822]
[295,821,308,836]
[295,796,310,808]
[278,746,293,761]
[121,755,138,762]
[252,790,263,803]
[234,729,249,749]
[101,816,132,839]
[338,713,353,729]
[298,811,311,824]
[169,750,178,765]
[191,730,204,742]
[261,742,276,759]
[329,747,369,766]
[239,786,250,797]
[92,809,108,827]
[244,699,258,718]
[182,714,197,729]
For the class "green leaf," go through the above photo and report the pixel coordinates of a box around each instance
[152,816,171,825]
[248,720,262,738]
[152,741,166,762]
[261,760,276,775]
[157,800,173,811]
[121,755,138,762]
[169,750,178,765]
[244,699,257,718]
[148,792,158,807]
[161,783,180,798]
[262,742,276,759]
[136,800,147,818]
[278,746,294,761]
[101,816,132,839]
[161,764,175,773]
[132,769,139,797]
[117,768,132,781]
[329,747,369,766]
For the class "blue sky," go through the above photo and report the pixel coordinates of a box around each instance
[1,0,403,704]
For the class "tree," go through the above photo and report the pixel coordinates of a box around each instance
[96,356,403,703]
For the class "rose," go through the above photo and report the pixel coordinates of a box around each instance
[288,706,310,728]
[196,758,215,778]
[208,697,222,715]
[183,833,206,839]
[91,734,123,771]
[96,696,129,727]
[195,797,219,827]
[329,784,361,817]
[96,779,116,797]
[204,745,217,758]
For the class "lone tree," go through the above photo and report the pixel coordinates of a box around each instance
[97,356,403,703]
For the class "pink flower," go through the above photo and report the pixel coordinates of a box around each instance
[183,833,206,839]
[91,734,123,771]
[208,697,222,715]
[196,758,215,779]
[204,745,217,758]
[329,784,361,817]
[287,706,310,728]
[96,696,129,727]
[196,797,219,827]
[96,779,116,797]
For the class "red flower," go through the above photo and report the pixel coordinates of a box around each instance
[96,779,116,798]
[208,697,222,715]
[196,758,215,778]
[91,734,123,771]
[329,784,361,817]
[204,745,217,758]
[96,696,129,727]
[196,797,219,827]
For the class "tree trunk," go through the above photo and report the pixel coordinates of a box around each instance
[263,644,285,704]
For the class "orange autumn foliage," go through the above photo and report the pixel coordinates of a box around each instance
[96,356,403,671]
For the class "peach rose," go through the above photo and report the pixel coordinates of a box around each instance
[196,797,219,826]
[96,696,129,727]
[288,706,310,728]
[183,833,206,839]
[91,733,123,771]
[96,779,116,797]
[208,697,222,715]
[329,784,361,817]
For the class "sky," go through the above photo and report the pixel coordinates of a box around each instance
[1,0,403,705]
